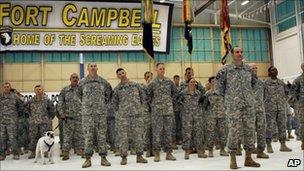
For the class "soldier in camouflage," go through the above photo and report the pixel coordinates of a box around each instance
[25,85,55,159]
[215,47,260,169]
[78,63,112,168]
[264,66,292,153]
[111,68,148,165]
[172,75,182,149]
[139,71,154,158]
[0,82,23,160]
[249,63,269,158]
[203,76,229,158]
[291,63,304,150]
[147,63,178,162]
[58,73,84,160]
[179,77,206,159]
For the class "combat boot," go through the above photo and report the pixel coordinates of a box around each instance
[115,149,120,156]
[244,151,260,167]
[82,157,91,168]
[257,149,269,159]
[197,147,207,158]
[13,154,20,160]
[184,149,191,160]
[62,150,69,160]
[101,156,111,166]
[28,151,35,159]
[75,149,83,156]
[288,130,294,139]
[266,143,274,153]
[208,148,214,158]
[230,152,239,169]
[301,141,304,150]
[136,155,148,163]
[165,151,176,161]
[0,155,5,161]
[220,147,229,156]
[297,136,301,141]
[280,142,292,152]
[154,151,160,162]
[120,156,127,165]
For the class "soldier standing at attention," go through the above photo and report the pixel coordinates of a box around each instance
[249,63,269,159]
[25,85,55,159]
[172,75,182,148]
[78,63,112,168]
[0,82,23,160]
[147,63,178,162]
[179,78,206,159]
[112,68,148,165]
[58,73,84,160]
[203,76,229,157]
[291,63,304,150]
[215,47,260,169]
[264,66,292,153]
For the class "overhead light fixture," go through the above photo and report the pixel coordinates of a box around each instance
[241,0,249,6]
[160,0,165,2]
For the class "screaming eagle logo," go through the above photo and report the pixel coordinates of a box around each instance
[0,26,12,46]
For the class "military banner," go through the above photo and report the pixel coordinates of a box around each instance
[0,1,173,53]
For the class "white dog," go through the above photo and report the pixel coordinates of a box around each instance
[34,131,55,164]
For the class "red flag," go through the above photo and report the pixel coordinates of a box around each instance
[220,0,232,65]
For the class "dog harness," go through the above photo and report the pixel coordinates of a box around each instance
[44,140,54,152]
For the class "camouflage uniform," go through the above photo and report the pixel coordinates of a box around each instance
[24,95,55,151]
[0,92,23,156]
[112,81,146,157]
[139,83,152,152]
[203,89,227,149]
[215,63,257,152]
[172,86,182,144]
[264,78,289,143]
[17,98,29,150]
[58,85,84,152]
[253,78,267,150]
[77,75,112,157]
[147,77,178,152]
[180,81,205,149]
[106,106,116,150]
[54,104,64,150]
[291,74,304,141]
[179,88,204,150]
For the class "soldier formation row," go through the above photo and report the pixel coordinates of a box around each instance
[0,47,303,169]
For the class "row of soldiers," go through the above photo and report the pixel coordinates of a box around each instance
[0,47,303,169]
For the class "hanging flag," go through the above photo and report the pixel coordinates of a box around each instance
[183,0,193,54]
[220,0,232,65]
[141,0,154,59]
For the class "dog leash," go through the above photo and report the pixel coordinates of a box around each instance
[53,116,75,131]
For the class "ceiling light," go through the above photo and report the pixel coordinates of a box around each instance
[241,0,249,6]
[160,0,165,2]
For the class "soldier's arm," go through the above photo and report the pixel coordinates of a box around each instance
[291,78,300,101]
[197,82,206,95]
[57,88,66,117]
[251,69,258,90]
[138,84,147,106]
[77,81,83,101]
[214,68,226,97]
[111,88,119,112]
[47,99,56,119]
[170,80,179,101]
[23,101,31,118]
[105,81,113,105]
[16,96,24,116]
[146,81,154,104]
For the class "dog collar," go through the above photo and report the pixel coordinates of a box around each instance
[44,140,54,152]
